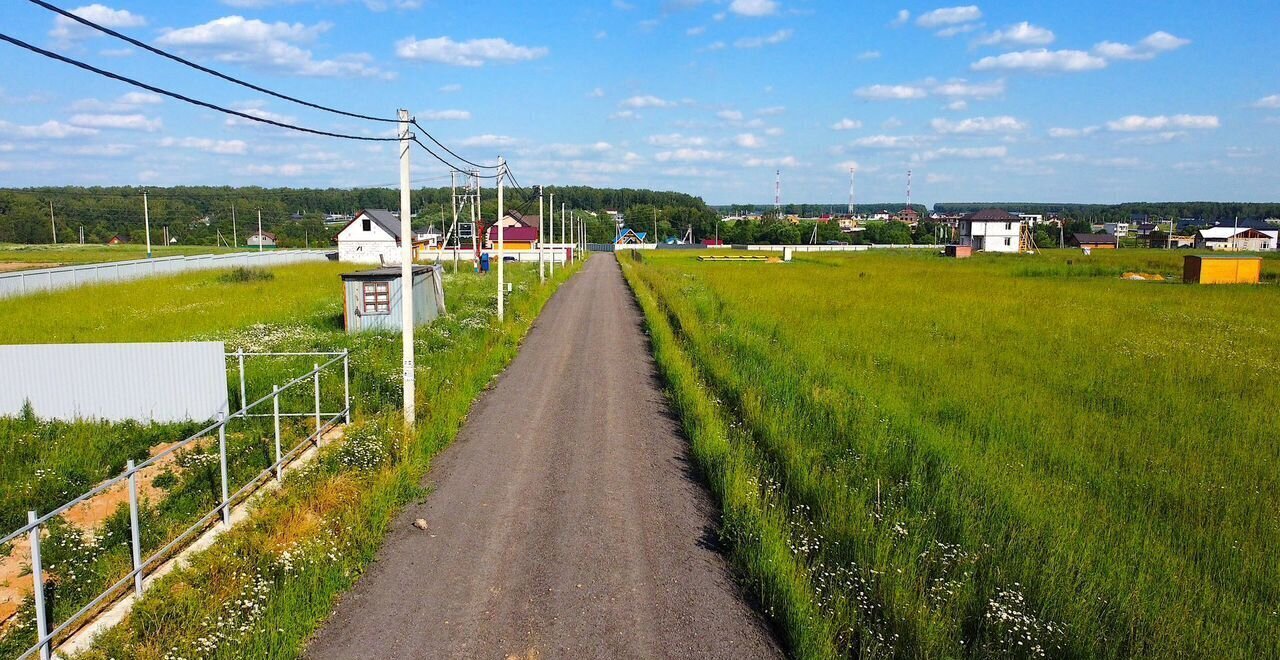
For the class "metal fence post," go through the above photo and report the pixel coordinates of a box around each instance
[343,351,351,425]
[28,511,50,660]
[273,384,282,481]
[313,363,321,441]
[127,460,144,596]
[237,349,246,416]
[218,413,230,526]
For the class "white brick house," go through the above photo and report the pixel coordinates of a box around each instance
[957,209,1024,253]
[337,209,416,265]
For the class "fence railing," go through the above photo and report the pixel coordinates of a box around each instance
[0,250,334,300]
[1,350,351,660]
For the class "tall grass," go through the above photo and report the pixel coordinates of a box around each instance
[0,244,240,269]
[0,258,583,658]
[622,249,1279,659]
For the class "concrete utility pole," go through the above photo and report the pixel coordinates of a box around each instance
[497,155,506,322]
[548,192,555,276]
[231,204,238,248]
[256,209,263,252]
[142,191,152,258]
[49,201,56,245]
[561,202,566,262]
[398,108,416,428]
[537,185,545,283]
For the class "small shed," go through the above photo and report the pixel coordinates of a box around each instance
[106,235,129,245]
[944,244,972,259]
[1070,233,1119,250]
[1183,255,1262,285]
[341,265,447,333]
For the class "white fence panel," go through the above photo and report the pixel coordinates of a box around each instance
[0,341,230,423]
[0,250,332,299]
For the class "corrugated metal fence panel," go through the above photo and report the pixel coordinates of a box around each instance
[0,342,230,423]
[0,250,333,300]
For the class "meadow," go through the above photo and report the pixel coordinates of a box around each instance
[0,258,580,658]
[621,248,1279,659]
[0,243,240,271]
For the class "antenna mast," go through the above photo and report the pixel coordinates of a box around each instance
[774,169,781,212]
[848,167,855,215]
[906,169,912,211]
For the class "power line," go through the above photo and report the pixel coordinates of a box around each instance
[410,136,502,178]
[24,0,400,125]
[410,120,500,170]
[0,32,401,142]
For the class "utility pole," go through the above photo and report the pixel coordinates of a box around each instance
[398,108,416,428]
[231,204,238,248]
[653,207,657,245]
[256,209,263,252]
[561,202,566,264]
[497,155,506,322]
[537,185,545,283]
[142,191,152,258]
[548,192,555,276]
[49,201,56,245]
[79,225,84,245]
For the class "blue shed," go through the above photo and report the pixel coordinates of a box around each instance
[341,265,446,333]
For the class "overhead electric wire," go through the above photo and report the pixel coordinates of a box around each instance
[411,136,501,178]
[410,119,500,170]
[24,0,400,125]
[0,32,401,142]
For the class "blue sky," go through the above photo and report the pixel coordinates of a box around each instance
[1,0,1277,205]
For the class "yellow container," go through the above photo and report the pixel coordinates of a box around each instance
[1183,255,1262,285]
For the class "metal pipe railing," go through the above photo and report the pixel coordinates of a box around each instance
[5,350,353,660]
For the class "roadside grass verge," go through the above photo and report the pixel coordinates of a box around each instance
[0,258,582,658]
[620,249,1279,659]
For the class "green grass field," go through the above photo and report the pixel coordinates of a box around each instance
[0,244,242,271]
[621,248,1279,659]
[0,258,582,659]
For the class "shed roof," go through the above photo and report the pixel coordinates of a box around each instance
[341,265,434,280]
[1072,233,1118,245]
[963,209,1021,222]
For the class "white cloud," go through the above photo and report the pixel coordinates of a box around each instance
[686,26,706,36]
[587,87,606,98]
[855,84,928,100]
[1105,114,1219,131]
[735,133,764,148]
[977,22,1055,47]
[857,50,882,61]
[916,6,982,28]
[158,16,388,78]
[70,113,162,131]
[621,95,675,109]
[1048,126,1099,138]
[971,49,1107,72]
[757,106,786,116]
[609,110,640,121]
[439,83,462,93]
[655,148,728,162]
[395,36,548,67]
[716,109,745,121]
[930,115,1026,134]
[890,9,911,27]
[50,4,147,43]
[70,92,164,112]
[701,41,727,52]
[831,118,863,130]
[916,146,1007,161]
[647,133,707,147]
[852,134,930,149]
[458,134,517,147]
[729,0,779,17]
[1117,131,1187,145]
[56,143,135,157]
[245,163,305,177]
[1094,31,1190,61]
[935,22,984,38]
[225,106,297,127]
[741,155,798,168]
[159,136,248,154]
[0,120,98,139]
[1253,94,1280,109]
[946,100,968,111]
[931,78,1006,98]
[735,29,793,48]
[418,109,471,120]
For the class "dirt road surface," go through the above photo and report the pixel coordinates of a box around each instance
[306,255,781,659]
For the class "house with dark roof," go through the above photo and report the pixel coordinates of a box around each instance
[246,230,277,248]
[484,211,542,250]
[1069,233,1118,250]
[336,209,422,264]
[956,209,1023,253]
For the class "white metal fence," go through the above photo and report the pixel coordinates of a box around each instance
[0,250,333,300]
[1,350,350,660]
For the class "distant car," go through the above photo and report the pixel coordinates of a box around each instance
[825,240,844,245]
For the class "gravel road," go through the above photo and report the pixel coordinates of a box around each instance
[306,254,782,659]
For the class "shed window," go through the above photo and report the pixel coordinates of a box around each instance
[362,281,390,315]
[362,218,372,232]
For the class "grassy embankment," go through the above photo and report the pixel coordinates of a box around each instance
[621,248,1279,659]
[0,258,581,658]
[0,244,243,271]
